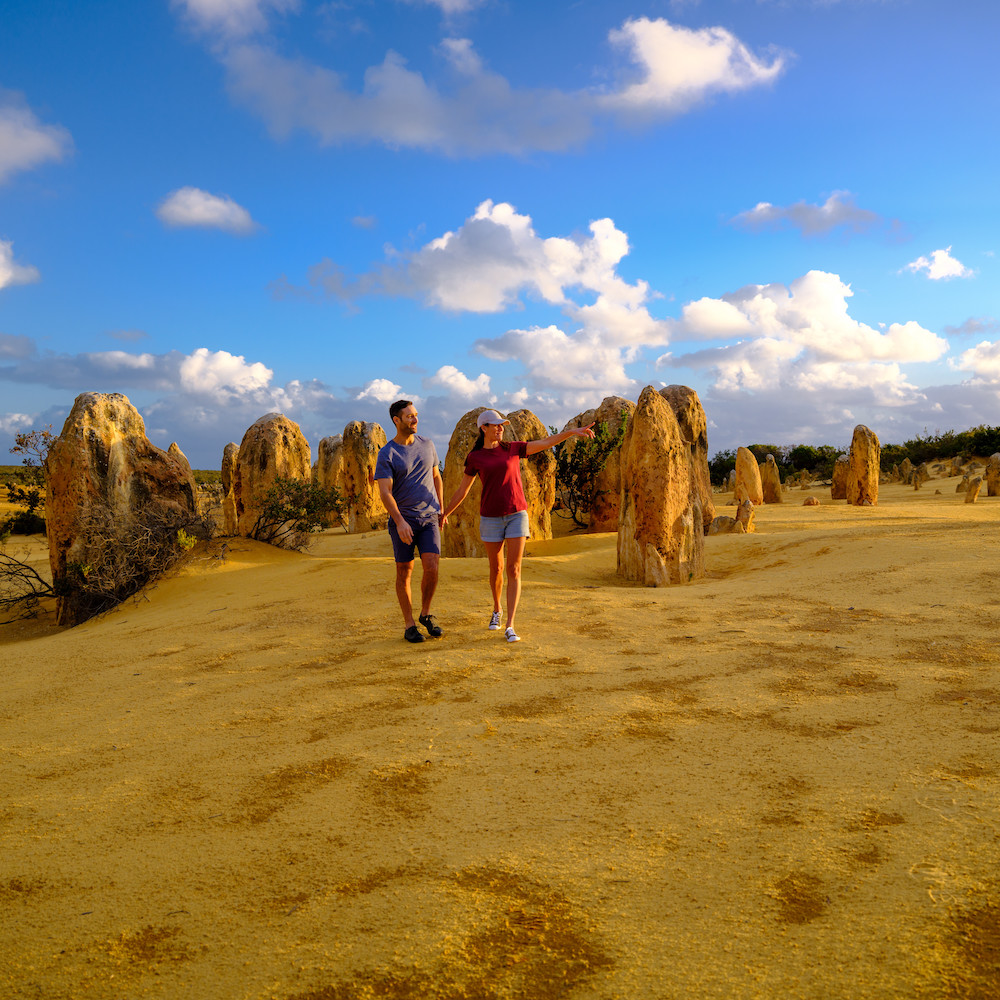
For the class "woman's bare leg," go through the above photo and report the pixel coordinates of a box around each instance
[484,540,504,613]
[504,536,526,629]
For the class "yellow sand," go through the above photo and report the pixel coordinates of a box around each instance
[2,480,999,999]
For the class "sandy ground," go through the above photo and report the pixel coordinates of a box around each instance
[2,479,999,999]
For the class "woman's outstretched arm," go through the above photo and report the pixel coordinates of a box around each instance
[524,422,595,456]
[441,473,477,524]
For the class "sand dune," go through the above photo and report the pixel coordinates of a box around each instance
[2,480,999,999]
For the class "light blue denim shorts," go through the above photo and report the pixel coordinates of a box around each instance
[479,510,530,543]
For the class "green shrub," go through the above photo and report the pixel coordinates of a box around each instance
[247,477,344,549]
[551,419,628,529]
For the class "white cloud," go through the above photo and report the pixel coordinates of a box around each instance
[0,411,37,436]
[731,190,884,237]
[423,365,491,399]
[671,270,946,364]
[475,324,636,397]
[953,340,1000,382]
[173,0,298,38]
[181,11,786,156]
[0,90,73,184]
[904,246,974,281]
[179,347,273,393]
[660,269,953,446]
[602,17,785,115]
[0,239,41,290]
[157,186,258,234]
[356,378,404,403]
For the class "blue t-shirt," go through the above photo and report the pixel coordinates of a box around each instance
[374,435,440,521]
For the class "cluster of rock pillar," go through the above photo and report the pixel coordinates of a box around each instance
[49,389,958,626]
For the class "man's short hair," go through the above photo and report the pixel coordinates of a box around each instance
[389,399,414,422]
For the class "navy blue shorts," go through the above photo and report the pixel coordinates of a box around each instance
[388,517,441,564]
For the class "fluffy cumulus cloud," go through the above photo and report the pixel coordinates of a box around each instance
[423,365,491,399]
[0,239,41,290]
[904,246,974,281]
[175,4,787,156]
[730,190,886,237]
[356,378,404,403]
[671,271,946,364]
[601,17,785,116]
[288,200,668,401]
[156,187,258,234]
[178,347,272,393]
[953,341,1000,382]
[659,269,966,448]
[0,90,73,184]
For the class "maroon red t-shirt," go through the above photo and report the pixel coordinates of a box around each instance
[464,441,529,517]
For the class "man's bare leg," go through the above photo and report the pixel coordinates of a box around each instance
[395,561,415,627]
[419,552,440,618]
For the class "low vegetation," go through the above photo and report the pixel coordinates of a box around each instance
[708,424,1000,486]
[58,502,215,623]
[551,419,628,529]
[245,476,344,550]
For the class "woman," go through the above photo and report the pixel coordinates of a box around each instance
[442,409,594,642]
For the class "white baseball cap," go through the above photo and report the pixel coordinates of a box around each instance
[477,409,509,428]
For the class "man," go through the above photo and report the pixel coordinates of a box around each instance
[374,400,445,643]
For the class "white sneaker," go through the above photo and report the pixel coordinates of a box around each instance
[505,626,520,643]
[488,611,501,630]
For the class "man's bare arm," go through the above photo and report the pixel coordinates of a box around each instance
[376,477,413,544]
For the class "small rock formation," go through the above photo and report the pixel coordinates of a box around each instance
[950,457,964,477]
[965,476,984,504]
[708,498,755,534]
[235,413,312,537]
[726,469,737,493]
[846,424,880,506]
[314,434,344,527]
[221,442,239,535]
[339,421,388,533]
[987,453,1000,497]
[802,496,821,506]
[617,387,704,586]
[659,385,715,531]
[956,474,970,494]
[44,392,199,627]
[913,462,930,488]
[760,454,783,504]
[560,395,634,532]
[899,458,913,484]
[734,447,764,506]
[831,454,850,500]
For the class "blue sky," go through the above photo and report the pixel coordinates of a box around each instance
[1,0,997,468]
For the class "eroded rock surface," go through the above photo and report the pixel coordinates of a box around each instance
[617,386,704,586]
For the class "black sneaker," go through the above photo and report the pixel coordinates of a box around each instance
[404,625,424,643]
[419,614,443,637]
